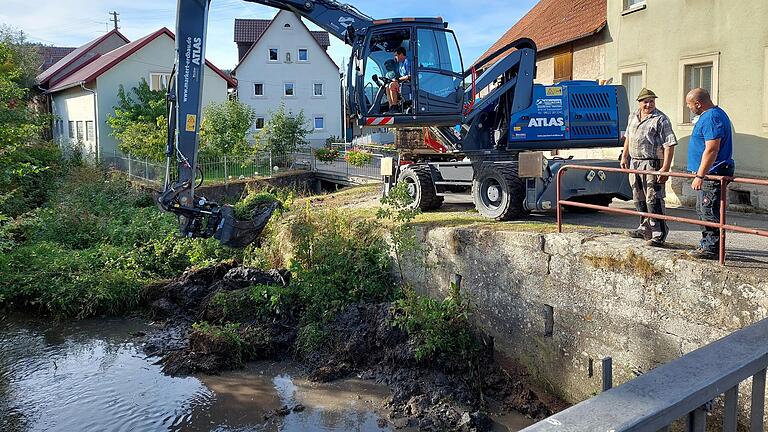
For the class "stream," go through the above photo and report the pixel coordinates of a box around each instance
[0,313,534,432]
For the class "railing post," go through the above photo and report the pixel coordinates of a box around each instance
[556,167,565,233]
[602,357,613,391]
[128,154,132,178]
[269,152,273,177]
[687,406,707,432]
[145,157,149,181]
[719,178,728,265]
[224,155,228,185]
[723,386,738,432]
[751,368,766,432]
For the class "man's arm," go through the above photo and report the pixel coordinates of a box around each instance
[657,145,675,183]
[691,138,721,190]
[620,136,629,169]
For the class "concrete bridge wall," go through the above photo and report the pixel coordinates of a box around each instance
[398,226,768,406]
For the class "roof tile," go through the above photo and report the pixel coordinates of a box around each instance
[474,0,606,67]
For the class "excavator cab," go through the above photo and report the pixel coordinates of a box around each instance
[349,20,465,128]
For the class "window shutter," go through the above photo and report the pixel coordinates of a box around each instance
[553,46,573,83]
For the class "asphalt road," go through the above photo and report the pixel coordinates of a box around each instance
[440,193,768,268]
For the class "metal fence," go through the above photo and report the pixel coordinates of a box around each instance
[106,151,313,185]
[106,147,390,185]
[521,317,768,432]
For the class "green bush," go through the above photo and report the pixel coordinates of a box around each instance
[208,284,297,323]
[0,164,240,317]
[233,191,282,220]
[392,283,480,363]
[344,148,373,167]
[314,147,340,162]
[288,208,394,322]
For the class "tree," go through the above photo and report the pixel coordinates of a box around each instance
[0,29,56,217]
[199,98,257,157]
[255,103,310,159]
[106,79,167,161]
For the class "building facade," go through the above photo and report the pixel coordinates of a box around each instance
[604,0,768,208]
[233,11,342,148]
[44,28,234,159]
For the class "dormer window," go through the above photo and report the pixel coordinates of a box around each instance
[285,52,292,63]
[283,23,292,29]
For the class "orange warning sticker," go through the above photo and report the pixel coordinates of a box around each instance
[185,114,196,132]
[545,87,563,96]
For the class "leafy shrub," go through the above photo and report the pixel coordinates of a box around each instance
[288,208,394,321]
[208,284,297,323]
[0,164,239,317]
[233,191,282,220]
[392,283,480,363]
[344,148,373,167]
[314,147,340,162]
[296,321,329,357]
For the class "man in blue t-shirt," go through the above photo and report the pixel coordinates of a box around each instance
[685,87,735,259]
[386,47,411,112]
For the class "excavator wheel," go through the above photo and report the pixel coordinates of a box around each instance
[472,163,527,220]
[397,165,443,211]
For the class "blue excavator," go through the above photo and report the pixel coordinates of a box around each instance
[159,0,631,247]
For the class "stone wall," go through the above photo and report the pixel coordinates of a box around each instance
[398,226,768,404]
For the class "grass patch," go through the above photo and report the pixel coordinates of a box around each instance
[584,250,658,280]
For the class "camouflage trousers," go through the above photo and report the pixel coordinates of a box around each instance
[629,158,668,241]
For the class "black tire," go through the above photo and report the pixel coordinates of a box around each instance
[472,163,526,220]
[397,165,443,211]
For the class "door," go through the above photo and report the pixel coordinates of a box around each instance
[414,28,464,115]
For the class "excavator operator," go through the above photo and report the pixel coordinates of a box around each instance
[386,47,410,112]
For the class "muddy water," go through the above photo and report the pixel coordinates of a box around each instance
[0,314,533,432]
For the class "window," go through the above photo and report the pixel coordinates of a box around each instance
[553,46,573,83]
[149,72,171,91]
[314,116,324,130]
[253,82,264,96]
[285,52,292,63]
[76,121,84,142]
[678,53,719,124]
[254,117,265,130]
[269,48,278,61]
[414,28,464,113]
[284,82,294,96]
[313,82,324,97]
[68,121,75,138]
[623,0,646,12]
[283,23,291,29]
[620,64,646,109]
[85,121,95,142]
[298,48,308,62]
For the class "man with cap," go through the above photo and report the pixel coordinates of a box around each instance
[620,88,678,247]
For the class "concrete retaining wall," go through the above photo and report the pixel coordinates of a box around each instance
[398,226,768,404]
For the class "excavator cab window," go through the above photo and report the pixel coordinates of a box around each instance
[360,28,412,117]
[357,23,464,127]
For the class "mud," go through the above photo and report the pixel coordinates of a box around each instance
[142,264,562,431]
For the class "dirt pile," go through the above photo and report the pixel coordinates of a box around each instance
[142,265,559,431]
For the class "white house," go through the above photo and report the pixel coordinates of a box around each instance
[233,11,342,148]
[42,28,235,159]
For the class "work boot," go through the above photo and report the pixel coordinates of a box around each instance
[625,229,648,240]
[688,247,718,260]
[646,238,665,248]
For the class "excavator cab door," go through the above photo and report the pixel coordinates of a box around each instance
[356,23,464,128]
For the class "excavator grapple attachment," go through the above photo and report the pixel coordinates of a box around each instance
[214,202,279,248]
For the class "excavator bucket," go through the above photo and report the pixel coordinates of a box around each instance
[214,202,279,248]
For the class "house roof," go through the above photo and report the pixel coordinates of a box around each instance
[234,18,331,48]
[36,29,130,85]
[47,27,236,93]
[38,46,77,73]
[233,11,338,74]
[473,0,606,67]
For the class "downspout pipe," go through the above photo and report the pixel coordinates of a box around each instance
[80,81,99,162]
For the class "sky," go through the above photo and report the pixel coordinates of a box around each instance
[1,0,537,71]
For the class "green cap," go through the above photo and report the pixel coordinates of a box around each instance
[636,88,658,101]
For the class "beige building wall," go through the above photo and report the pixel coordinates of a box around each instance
[51,87,97,157]
[604,0,768,208]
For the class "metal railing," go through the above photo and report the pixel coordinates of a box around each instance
[106,151,313,185]
[555,165,768,265]
[107,148,389,185]
[521,317,768,432]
